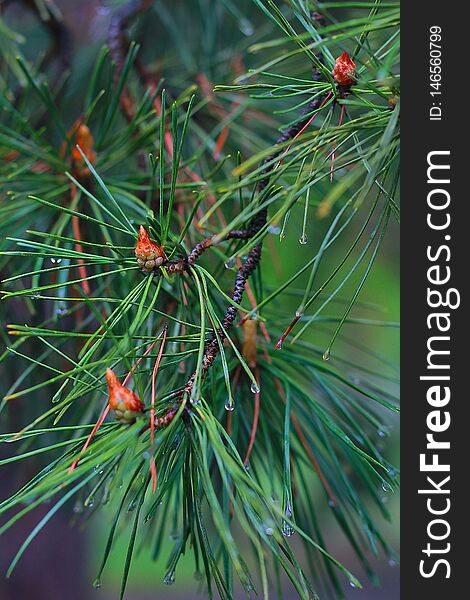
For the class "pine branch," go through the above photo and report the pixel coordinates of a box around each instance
[0,1,400,598]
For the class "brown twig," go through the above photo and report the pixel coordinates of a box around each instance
[140,13,328,425]
[1,0,72,103]
[158,14,329,411]
[107,0,153,121]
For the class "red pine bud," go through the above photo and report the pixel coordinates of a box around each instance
[332,51,356,87]
[135,226,166,273]
[106,368,144,424]
[71,124,96,178]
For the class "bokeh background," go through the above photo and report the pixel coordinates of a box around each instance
[0,1,399,598]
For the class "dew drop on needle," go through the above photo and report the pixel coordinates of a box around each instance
[224,398,235,411]
[164,570,175,586]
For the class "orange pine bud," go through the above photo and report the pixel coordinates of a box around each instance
[332,51,356,87]
[71,124,96,177]
[135,226,166,273]
[106,368,144,424]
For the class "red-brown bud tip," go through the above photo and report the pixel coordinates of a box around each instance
[332,51,356,87]
[135,226,162,259]
[106,368,144,423]
[135,227,167,272]
[71,124,96,178]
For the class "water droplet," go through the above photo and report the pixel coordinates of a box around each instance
[224,257,236,269]
[268,224,281,235]
[328,499,336,508]
[73,500,83,514]
[85,496,94,508]
[388,558,398,567]
[240,19,254,36]
[57,303,67,316]
[388,466,397,478]
[224,398,235,411]
[381,482,392,493]
[282,502,295,537]
[298,234,308,245]
[93,578,101,589]
[377,426,390,438]
[250,382,260,394]
[128,499,137,511]
[322,349,330,361]
[349,580,358,588]
[94,464,101,472]
[282,521,294,537]
[50,257,62,264]
[263,524,274,536]
[164,570,175,585]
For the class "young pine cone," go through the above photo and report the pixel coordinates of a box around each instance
[106,368,144,424]
[135,225,166,273]
[332,51,356,87]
